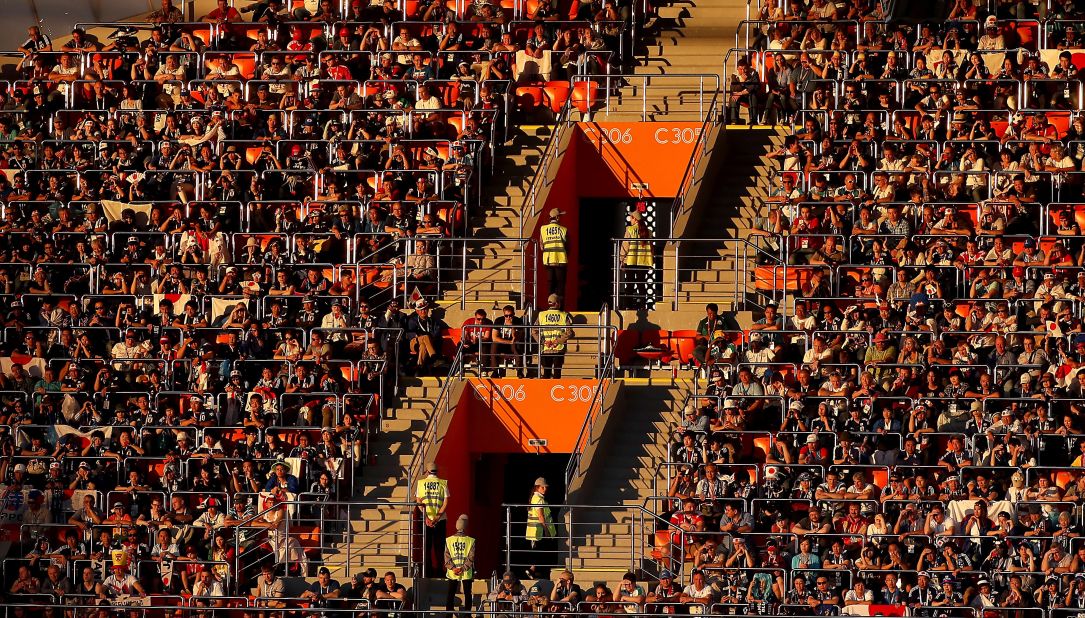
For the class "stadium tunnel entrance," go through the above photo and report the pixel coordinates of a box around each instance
[429,379,591,580]
[473,452,570,580]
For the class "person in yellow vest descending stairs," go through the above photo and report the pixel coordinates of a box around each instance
[416,462,450,578]
[618,210,654,309]
[535,295,573,379]
[526,477,557,579]
[540,208,568,297]
[444,514,475,615]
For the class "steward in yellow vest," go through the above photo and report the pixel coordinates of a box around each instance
[444,514,476,612]
[619,210,654,308]
[536,294,573,379]
[416,463,450,578]
[526,477,558,579]
[540,208,569,297]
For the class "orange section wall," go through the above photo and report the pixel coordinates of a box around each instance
[531,122,702,310]
[574,122,703,198]
[432,378,597,575]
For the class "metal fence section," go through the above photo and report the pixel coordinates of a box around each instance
[230,498,421,582]
[454,323,618,382]
[611,237,784,312]
[501,503,685,587]
[571,74,721,122]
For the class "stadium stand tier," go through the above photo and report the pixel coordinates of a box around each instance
[7,0,1085,618]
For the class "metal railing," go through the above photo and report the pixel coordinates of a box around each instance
[231,497,420,582]
[571,73,721,122]
[563,331,617,494]
[669,84,722,233]
[380,236,538,311]
[611,237,783,311]
[523,97,574,237]
[406,347,466,505]
[501,502,684,586]
[455,323,618,381]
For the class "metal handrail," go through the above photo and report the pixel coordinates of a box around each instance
[406,344,466,503]
[669,83,722,233]
[522,97,574,237]
[502,501,685,585]
[571,73,721,122]
[563,343,616,498]
[456,323,618,379]
[611,236,783,311]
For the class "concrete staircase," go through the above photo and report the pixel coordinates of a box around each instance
[438,125,553,313]
[326,377,446,578]
[563,379,690,584]
[662,129,788,312]
[599,0,744,121]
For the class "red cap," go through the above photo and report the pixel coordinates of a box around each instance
[291,145,302,155]
[339,27,350,36]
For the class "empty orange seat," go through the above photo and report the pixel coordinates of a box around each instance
[614,329,640,366]
[543,80,570,114]
[446,114,464,137]
[752,436,771,460]
[571,80,601,113]
[441,81,461,107]
[668,329,700,366]
[515,86,545,111]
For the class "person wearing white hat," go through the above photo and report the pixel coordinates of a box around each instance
[618,209,654,308]
[444,514,475,612]
[535,294,573,378]
[405,298,448,374]
[526,477,556,578]
[539,208,569,297]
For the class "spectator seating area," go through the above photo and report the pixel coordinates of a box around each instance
[627,1,1085,615]
[0,0,634,609]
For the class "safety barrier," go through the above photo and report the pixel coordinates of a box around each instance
[611,236,784,311]
[570,73,721,122]
[501,502,685,586]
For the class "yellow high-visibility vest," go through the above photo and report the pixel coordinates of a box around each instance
[526,492,555,542]
[416,476,448,521]
[537,310,571,353]
[445,534,475,580]
[540,223,569,266]
[623,225,652,267]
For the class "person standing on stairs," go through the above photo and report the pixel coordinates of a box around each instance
[540,208,569,297]
[618,211,653,309]
[444,514,476,615]
[536,295,573,379]
[416,462,450,578]
[525,477,557,579]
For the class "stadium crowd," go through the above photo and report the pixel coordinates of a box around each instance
[0,0,628,610]
[653,0,1085,615]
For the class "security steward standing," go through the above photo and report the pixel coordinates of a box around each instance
[619,210,653,308]
[540,208,569,297]
[526,477,557,578]
[536,294,573,379]
[416,462,450,578]
[444,514,475,614]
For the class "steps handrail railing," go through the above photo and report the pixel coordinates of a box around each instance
[562,348,615,498]
[570,73,720,122]
[502,502,687,585]
[611,237,783,311]
[406,341,466,495]
[667,80,721,233]
[522,98,575,238]
[230,498,420,577]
